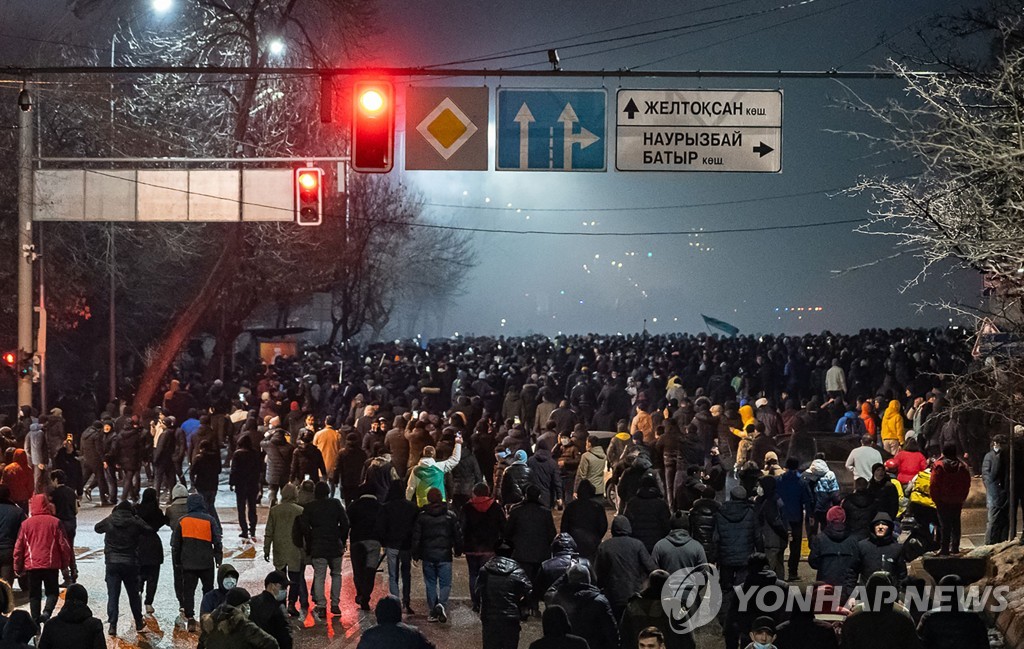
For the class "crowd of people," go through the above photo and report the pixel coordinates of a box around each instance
[0,327,1008,649]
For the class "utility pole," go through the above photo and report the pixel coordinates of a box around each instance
[17,88,35,409]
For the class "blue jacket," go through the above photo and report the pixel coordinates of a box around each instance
[775,470,810,523]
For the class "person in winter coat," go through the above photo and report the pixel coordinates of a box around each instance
[533,533,592,605]
[854,512,906,585]
[808,506,859,601]
[197,587,278,649]
[406,435,464,505]
[263,483,307,617]
[1,450,33,509]
[840,572,921,649]
[153,417,178,502]
[504,484,556,595]
[112,423,146,502]
[553,431,583,503]
[260,428,293,506]
[652,511,708,574]
[915,574,989,649]
[527,439,562,509]
[560,479,608,561]
[625,474,671,554]
[136,488,168,615]
[190,440,222,525]
[348,491,384,611]
[95,500,149,634]
[528,605,589,649]
[297,481,349,619]
[713,486,760,589]
[290,431,327,484]
[200,564,240,616]
[774,606,838,649]
[841,479,877,541]
[879,401,905,456]
[499,449,532,508]
[548,563,619,649]
[754,476,789,578]
[247,571,293,649]
[165,483,190,619]
[411,488,461,623]
[46,470,77,585]
[382,481,418,614]
[475,548,533,649]
[13,493,71,623]
[891,439,927,487]
[983,435,1010,544]
[803,458,839,538]
[576,434,608,498]
[50,438,82,497]
[37,583,104,649]
[355,595,436,649]
[619,569,696,649]
[336,433,369,507]
[594,515,657,620]
[930,444,972,555]
[776,458,810,581]
[868,463,900,521]
[0,487,25,586]
[462,482,505,612]
[80,422,110,505]
[25,423,48,495]
[313,417,343,494]
[449,445,484,513]
[384,418,411,482]
[607,424,635,471]
[172,493,224,631]
[689,487,720,560]
[228,437,262,541]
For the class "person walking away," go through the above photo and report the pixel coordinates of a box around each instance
[25,422,48,495]
[891,439,927,488]
[930,444,972,555]
[804,458,839,540]
[136,488,167,615]
[844,436,882,483]
[171,493,223,632]
[624,474,671,554]
[37,583,105,649]
[197,587,277,649]
[380,481,418,615]
[260,426,293,507]
[1,450,33,510]
[406,435,464,507]
[200,564,240,616]
[652,511,707,575]
[527,437,561,509]
[355,595,436,649]
[462,481,505,612]
[475,545,533,649]
[594,515,657,622]
[13,493,71,624]
[348,488,384,611]
[548,563,619,649]
[776,457,810,581]
[754,476,789,579]
[80,421,110,505]
[619,569,695,649]
[313,417,343,496]
[983,435,1009,544]
[248,571,293,649]
[528,605,589,649]
[576,433,608,498]
[297,481,349,620]
[532,533,593,606]
[153,416,178,502]
[879,401,904,457]
[166,483,190,626]
[0,488,24,586]
[839,572,921,649]
[47,470,78,586]
[229,437,262,541]
[263,483,307,618]
[190,441,223,526]
[94,500,149,636]
[335,433,368,507]
[915,574,989,649]
[807,506,859,602]
[560,479,607,562]
[841,479,877,541]
[411,488,461,623]
[503,484,556,611]
[713,486,760,640]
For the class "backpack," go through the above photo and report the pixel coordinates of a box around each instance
[843,416,865,437]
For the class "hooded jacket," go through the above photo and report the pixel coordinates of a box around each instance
[606,432,635,469]
[712,498,758,568]
[171,494,223,571]
[354,597,433,649]
[0,500,25,553]
[689,497,720,559]
[499,453,532,507]
[548,567,619,649]
[560,480,608,560]
[534,533,593,601]
[166,483,190,532]
[593,516,657,609]
[842,489,878,541]
[197,603,277,649]
[412,502,461,563]
[298,494,349,559]
[806,459,840,515]
[930,455,971,506]
[504,495,557,564]
[37,595,104,649]
[1,451,33,505]
[576,444,607,496]
[527,448,562,508]
[880,401,905,444]
[312,425,342,476]
[13,495,71,572]
[808,523,859,593]
[652,526,707,574]
[95,501,151,565]
[776,468,811,524]
[381,482,419,551]
[856,513,906,584]
[475,555,533,623]
[260,429,294,486]
[619,578,696,649]
[25,423,47,471]
[624,474,671,553]
[264,483,304,570]
[136,489,168,566]
[406,443,463,506]
[755,476,789,551]
[462,494,505,554]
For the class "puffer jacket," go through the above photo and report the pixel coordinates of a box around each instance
[593,516,657,610]
[79,425,105,467]
[299,496,349,559]
[842,490,878,540]
[136,491,168,566]
[0,502,26,552]
[548,579,619,649]
[533,533,592,600]
[689,497,720,559]
[576,445,607,495]
[289,442,327,483]
[450,452,483,500]
[652,527,708,574]
[505,498,557,564]
[527,448,562,508]
[755,477,789,551]
[856,513,906,584]
[112,426,144,471]
[808,523,859,593]
[462,495,505,554]
[197,604,277,649]
[930,455,972,506]
[475,556,533,623]
[0,450,33,506]
[624,475,671,553]
[560,481,608,560]
[95,502,151,565]
[264,484,304,570]
[171,494,223,571]
[37,597,104,649]
[500,460,532,507]
[260,429,293,485]
[411,502,461,563]
[712,499,758,568]
[13,494,72,572]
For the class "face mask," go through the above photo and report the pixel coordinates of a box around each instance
[994,445,1001,453]
[223,577,238,590]
[753,643,772,649]
[274,588,287,602]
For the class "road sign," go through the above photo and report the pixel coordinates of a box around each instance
[496,89,606,171]
[616,89,782,172]
[406,86,488,170]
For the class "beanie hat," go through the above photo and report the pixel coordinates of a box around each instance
[729,485,747,501]
[426,488,443,505]
[226,587,251,607]
[826,505,846,525]
[514,449,528,464]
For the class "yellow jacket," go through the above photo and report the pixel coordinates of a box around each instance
[880,400,905,443]
[731,404,757,439]
[909,469,934,509]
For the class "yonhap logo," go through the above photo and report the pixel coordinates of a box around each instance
[661,564,722,634]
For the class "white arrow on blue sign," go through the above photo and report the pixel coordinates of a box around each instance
[496,89,606,171]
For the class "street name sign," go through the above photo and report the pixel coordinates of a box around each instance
[406,86,489,170]
[496,89,606,171]
[616,89,782,172]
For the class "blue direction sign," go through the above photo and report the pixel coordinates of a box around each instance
[496,89,606,171]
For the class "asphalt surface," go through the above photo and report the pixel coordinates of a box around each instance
[16,477,992,649]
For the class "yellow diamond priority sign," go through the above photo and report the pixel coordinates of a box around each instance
[406,87,488,170]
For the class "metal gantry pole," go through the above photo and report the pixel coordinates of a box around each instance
[17,88,35,409]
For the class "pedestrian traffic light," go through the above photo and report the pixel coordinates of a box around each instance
[294,167,323,226]
[1,352,14,368]
[351,80,394,173]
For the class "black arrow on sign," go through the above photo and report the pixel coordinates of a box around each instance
[623,98,639,119]
[753,142,774,157]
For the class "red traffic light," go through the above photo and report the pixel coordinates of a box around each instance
[351,80,394,173]
[1,352,14,367]
[297,171,319,191]
[294,167,323,227]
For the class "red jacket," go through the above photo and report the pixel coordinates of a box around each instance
[1,450,34,505]
[892,450,927,485]
[930,457,972,506]
[14,494,72,572]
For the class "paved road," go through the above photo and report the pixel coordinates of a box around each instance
[17,479,991,649]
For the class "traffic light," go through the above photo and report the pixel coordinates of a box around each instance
[294,167,323,226]
[1,352,14,368]
[351,80,394,173]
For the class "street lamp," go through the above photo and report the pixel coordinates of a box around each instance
[151,0,173,14]
[268,39,285,57]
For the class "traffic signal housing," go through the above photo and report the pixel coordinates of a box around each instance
[1,352,14,368]
[294,167,323,226]
[351,80,394,173]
